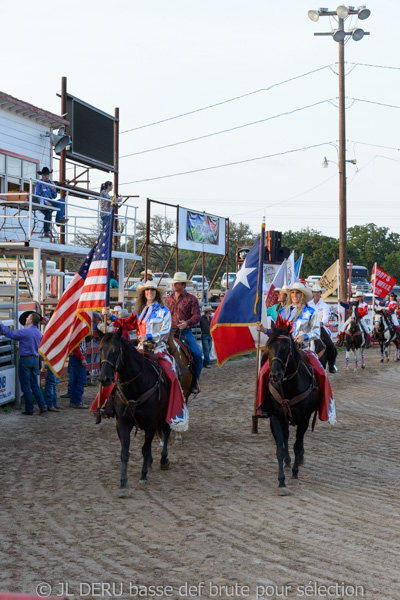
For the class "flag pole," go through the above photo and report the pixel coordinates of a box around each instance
[96,199,115,425]
[372,262,377,325]
[252,219,265,434]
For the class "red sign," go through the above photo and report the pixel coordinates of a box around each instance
[371,264,396,298]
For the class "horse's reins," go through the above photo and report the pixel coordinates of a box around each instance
[100,345,166,428]
[268,334,318,424]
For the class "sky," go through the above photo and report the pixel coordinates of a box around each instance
[2,0,399,238]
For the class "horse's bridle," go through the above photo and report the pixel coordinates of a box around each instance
[267,334,316,423]
[269,334,299,382]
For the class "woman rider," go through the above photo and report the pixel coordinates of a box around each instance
[256,282,336,424]
[91,280,188,431]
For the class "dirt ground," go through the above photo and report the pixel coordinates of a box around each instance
[1,348,400,600]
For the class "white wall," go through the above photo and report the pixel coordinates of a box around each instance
[0,109,52,167]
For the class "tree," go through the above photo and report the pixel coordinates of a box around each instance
[347,223,400,276]
[282,228,339,276]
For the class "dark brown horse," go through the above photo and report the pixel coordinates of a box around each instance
[260,324,321,495]
[98,328,171,497]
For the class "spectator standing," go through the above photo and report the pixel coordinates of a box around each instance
[0,311,47,415]
[164,272,202,393]
[68,339,88,408]
[99,181,113,228]
[200,306,213,368]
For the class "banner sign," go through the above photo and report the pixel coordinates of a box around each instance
[177,207,226,254]
[371,264,396,298]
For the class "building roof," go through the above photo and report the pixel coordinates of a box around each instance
[0,91,69,129]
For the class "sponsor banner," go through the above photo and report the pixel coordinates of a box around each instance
[0,367,16,405]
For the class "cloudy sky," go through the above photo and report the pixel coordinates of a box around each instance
[2,0,399,236]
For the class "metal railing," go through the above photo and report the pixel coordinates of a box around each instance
[0,179,138,254]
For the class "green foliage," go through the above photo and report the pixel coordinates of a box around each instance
[347,224,400,277]
[283,228,339,276]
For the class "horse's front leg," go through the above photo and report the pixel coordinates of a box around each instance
[116,418,134,497]
[361,344,366,369]
[270,416,289,496]
[380,341,384,363]
[354,347,359,372]
[292,415,311,484]
[139,429,155,485]
[345,347,350,371]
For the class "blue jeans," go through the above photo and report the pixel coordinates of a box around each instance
[180,328,203,380]
[18,356,46,412]
[44,367,59,408]
[101,214,110,229]
[69,355,87,405]
[201,333,213,366]
[40,199,65,232]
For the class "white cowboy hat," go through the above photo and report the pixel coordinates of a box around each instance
[172,271,191,284]
[136,279,166,296]
[355,291,366,297]
[286,282,313,303]
[110,305,122,313]
[275,286,290,294]
[140,269,153,276]
[202,305,213,313]
[311,284,326,293]
[118,308,129,318]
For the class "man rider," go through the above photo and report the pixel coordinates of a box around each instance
[164,272,202,394]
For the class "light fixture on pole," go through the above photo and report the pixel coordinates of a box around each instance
[322,156,357,168]
[308,4,370,299]
[40,127,72,154]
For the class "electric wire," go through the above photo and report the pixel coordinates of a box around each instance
[119,141,337,185]
[120,64,335,133]
[120,99,336,158]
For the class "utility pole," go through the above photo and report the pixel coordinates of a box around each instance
[308,5,370,299]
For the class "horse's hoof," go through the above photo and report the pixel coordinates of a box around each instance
[176,433,183,445]
[361,364,365,369]
[278,486,290,496]
[291,478,301,486]
[160,459,170,470]
[284,463,292,470]
[118,488,130,498]
[380,359,384,363]
[138,479,149,486]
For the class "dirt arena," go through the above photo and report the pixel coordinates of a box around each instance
[1,348,400,600]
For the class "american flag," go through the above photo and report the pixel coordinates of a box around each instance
[39,208,114,375]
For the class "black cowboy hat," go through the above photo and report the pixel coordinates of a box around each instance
[19,311,43,326]
[37,167,53,175]
[389,292,397,299]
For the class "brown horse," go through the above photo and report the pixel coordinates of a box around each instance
[166,331,195,444]
[166,330,194,403]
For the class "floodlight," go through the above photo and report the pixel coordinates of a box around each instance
[322,157,329,168]
[332,28,346,41]
[358,7,371,19]
[308,9,320,21]
[351,28,365,40]
[336,5,349,18]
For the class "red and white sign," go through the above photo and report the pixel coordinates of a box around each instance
[371,264,396,299]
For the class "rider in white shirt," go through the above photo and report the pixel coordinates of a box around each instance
[308,284,338,373]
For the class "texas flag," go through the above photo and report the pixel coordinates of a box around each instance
[211,224,267,367]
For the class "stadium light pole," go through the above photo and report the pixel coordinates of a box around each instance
[308,5,370,299]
